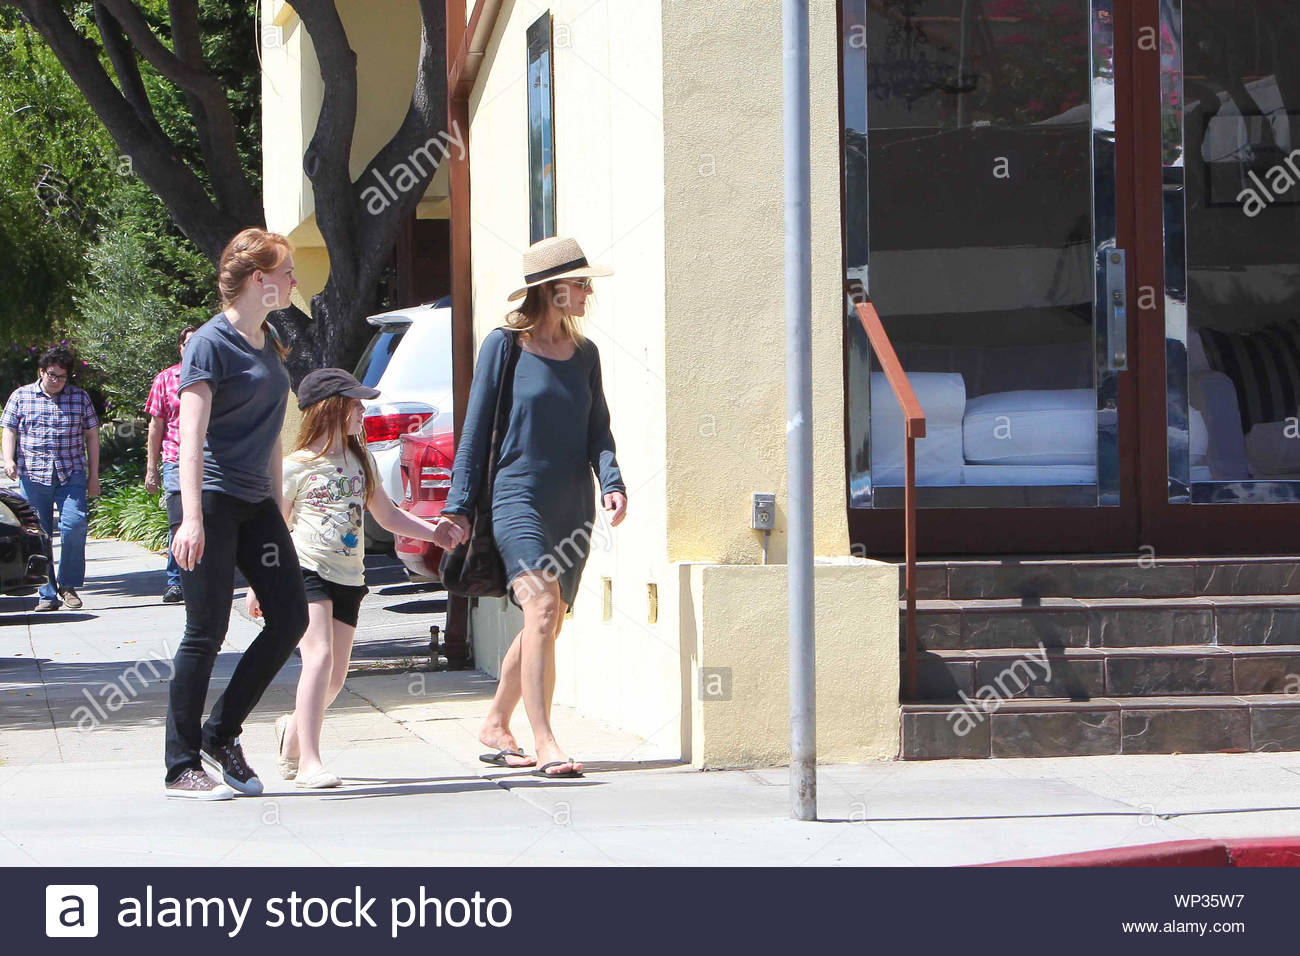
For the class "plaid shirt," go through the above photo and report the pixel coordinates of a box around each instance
[144,364,182,463]
[0,382,100,485]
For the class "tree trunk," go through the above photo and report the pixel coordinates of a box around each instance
[274,280,381,387]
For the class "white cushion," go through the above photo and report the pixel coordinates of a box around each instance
[964,464,1096,486]
[1246,420,1300,477]
[1188,369,1250,479]
[870,372,965,486]
[963,389,1097,466]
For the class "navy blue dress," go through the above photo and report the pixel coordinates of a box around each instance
[444,327,625,609]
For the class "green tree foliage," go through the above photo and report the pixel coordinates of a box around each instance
[71,187,214,415]
[0,8,115,343]
[0,2,259,386]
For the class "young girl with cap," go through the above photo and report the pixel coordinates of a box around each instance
[249,368,446,788]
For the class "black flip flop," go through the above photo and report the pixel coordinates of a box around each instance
[532,760,583,779]
[479,748,533,768]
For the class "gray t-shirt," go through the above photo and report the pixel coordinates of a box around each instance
[178,313,290,503]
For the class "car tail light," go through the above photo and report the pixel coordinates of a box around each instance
[363,404,436,446]
[400,428,454,503]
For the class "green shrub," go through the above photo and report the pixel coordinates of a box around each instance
[89,482,168,552]
[98,419,148,491]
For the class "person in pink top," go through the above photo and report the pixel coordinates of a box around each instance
[144,325,198,603]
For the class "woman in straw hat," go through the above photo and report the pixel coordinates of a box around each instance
[433,236,627,779]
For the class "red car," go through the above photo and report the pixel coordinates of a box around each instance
[393,418,455,579]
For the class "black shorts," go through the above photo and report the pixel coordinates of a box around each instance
[301,568,368,627]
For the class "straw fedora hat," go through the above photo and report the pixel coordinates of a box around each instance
[508,236,613,302]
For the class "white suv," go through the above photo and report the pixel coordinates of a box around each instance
[353,296,453,551]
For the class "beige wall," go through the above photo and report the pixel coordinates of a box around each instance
[684,561,899,766]
[460,0,900,765]
[262,5,319,237]
[264,1,449,287]
[662,0,848,566]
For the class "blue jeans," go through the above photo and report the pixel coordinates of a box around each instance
[20,471,88,602]
[162,461,180,589]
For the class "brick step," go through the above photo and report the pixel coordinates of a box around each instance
[901,694,1300,760]
[900,595,1300,650]
[900,556,1300,602]
[913,645,1300,701]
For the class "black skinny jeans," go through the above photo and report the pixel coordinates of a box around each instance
[164,491,308,782]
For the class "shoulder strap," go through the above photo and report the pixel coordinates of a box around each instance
[478,330,522,506]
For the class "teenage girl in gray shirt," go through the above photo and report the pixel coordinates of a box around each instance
[162,228,310,801]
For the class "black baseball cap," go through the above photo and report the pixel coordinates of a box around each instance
[297,368,381,409]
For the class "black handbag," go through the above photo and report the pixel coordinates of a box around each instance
[440,330,521,597]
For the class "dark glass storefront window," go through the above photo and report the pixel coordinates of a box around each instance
[842,1,1119,509]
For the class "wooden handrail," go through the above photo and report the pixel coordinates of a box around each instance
[852,295,925,703]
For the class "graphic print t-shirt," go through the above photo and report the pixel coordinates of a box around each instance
[282,447,374,587]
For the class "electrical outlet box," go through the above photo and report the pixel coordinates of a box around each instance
[751,493,776,531]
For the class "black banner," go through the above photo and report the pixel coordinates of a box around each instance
[4,866,1294,952]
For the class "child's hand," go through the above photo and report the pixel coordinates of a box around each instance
[245,590,262,620]
[432,514,470,550]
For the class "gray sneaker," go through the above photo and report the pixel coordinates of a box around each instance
[164,768,234,801]
[58,588,82,609]
[33,598,59,612]
[201,736,263,795]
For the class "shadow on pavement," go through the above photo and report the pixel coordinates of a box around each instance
[382,598,447,615]
[280,776,505,799]
[376,581,442,597]
[11,612,99,625]
[76,567,168,599]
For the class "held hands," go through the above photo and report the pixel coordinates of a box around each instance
[172,518,205,571]
[427,495,624,551]
[603,490,628,526]
[431,513,471,550]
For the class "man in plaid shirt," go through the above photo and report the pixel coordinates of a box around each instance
[144,325,197,604]
[1,346,101,611]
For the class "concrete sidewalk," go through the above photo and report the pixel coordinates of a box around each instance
[5,539,1300,866]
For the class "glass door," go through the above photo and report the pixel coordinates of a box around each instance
[841,0,1140,553]
[1160,0,1300,503]
[1134,0,1300,555]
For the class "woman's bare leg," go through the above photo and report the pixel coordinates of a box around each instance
[545,606,565,713]
[514,571,581,775]
[479,627,534,766]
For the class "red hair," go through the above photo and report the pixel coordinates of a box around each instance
[218,228,293,359]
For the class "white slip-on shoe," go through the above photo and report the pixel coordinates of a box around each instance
[274,713,298,780]
[294,767,342,789]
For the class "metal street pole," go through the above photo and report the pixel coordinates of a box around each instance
[783,0,816,822]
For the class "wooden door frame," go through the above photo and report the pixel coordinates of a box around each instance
[842,0,1144,557]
